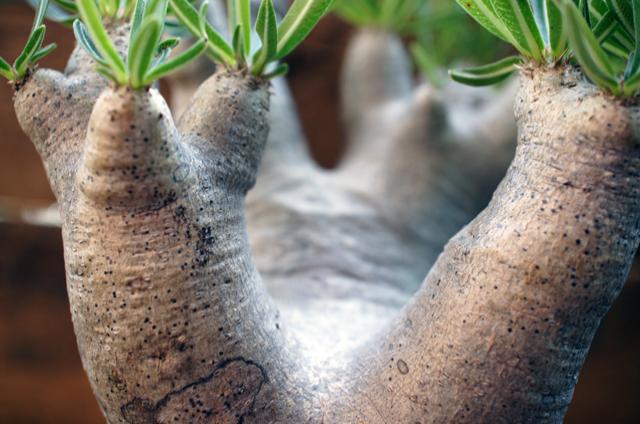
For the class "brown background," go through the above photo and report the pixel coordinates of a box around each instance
[0,2,638,423]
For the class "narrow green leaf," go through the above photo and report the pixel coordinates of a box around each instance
[0,56,14,80]
[77,0,127,82]
[169,0,235,64]
[593,9,619,41]
[129,0,147,43]
[198,0,209,36]
[33,0,50,32]
[454,0,515,45]
[263,62,289,79]
[276,0,335,59]
[531,0,566,60]
[610,0,634,35]
[29,42,57,63]
[449,55,521,86]
[252,0,278,74]
[232,25,246,67]
[578,0,591,28]
[53,0,78,13]
[492,0,544,60]
[144,38,206,83]
[96,63,117,80]
[27,0,76,25]
[158,37,180,51]
[624,0,640,78]
[14,25,46,77]
[559,0,619,92]
[73,19,107,65]
[128,18,162,88]
[622,63,640,94]
[238,0,252,58]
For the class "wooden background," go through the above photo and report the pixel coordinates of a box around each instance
[0,2,638,422]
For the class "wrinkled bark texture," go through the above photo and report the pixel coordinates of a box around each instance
[12,7,639,424]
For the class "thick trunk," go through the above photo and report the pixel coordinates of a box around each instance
[16,69,320,423]
[328,66,640,423]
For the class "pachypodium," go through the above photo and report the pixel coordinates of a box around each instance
[6,0,638,422]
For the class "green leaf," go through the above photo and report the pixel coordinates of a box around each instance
[29,42,57,63]
[198,0,209,36]
[228,0,251,58]
[454,0,515,44]
[27,0,76,25]
[32,0,50,32]
[624,0,640,78]
[449,55,522,86]
[154,38,181,67]
[129,0,147,42]
[610,0,634,35]
[622,62,640,93]
[252,0,278,74]
[128,18,162,88]
[235,0,252,58]
[491,0,544,60]
[277,0,335,59]
[169,0,235,64]
[263,62,289,79]
[232,24,246,67]
[593,9,620,41]
[0,56,14,80]
[578,0,591,28]
[73,19,107,65]
[144,38,206,83]
[531,0,566,60]
[96,64,117,80]
[14,25,46,77]
[53,0,78,13]
[77,0,127,83]
[559,0,619,92]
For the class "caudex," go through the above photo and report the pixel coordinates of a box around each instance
[4,0,640,422]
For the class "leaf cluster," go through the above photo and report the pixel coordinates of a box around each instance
[171,0,335,77]
[0,0,57,82]
[451,0,640,97]
[74,0,207,88]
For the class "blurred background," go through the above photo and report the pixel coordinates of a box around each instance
[0,0,638,422]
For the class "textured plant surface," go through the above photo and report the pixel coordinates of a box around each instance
[7,0,640,423]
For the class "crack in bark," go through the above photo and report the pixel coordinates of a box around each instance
[121,357,268,424]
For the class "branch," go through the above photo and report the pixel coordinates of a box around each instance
[65,71,320,422]
[178,70,270,194]
[333,66,640,423]
[340,29,413,140]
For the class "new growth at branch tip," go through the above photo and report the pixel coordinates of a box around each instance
[68,0,334,88]
[0,0,57,84]
[450,0,640,97]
